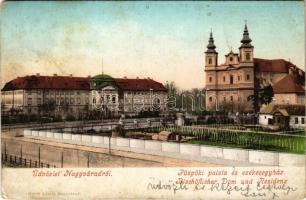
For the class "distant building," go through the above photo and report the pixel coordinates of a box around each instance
[1,73,168,118]
[258,104,305,129]
[272,72,305,105]
[204,23,305,112]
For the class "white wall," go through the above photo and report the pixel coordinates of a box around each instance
[289,115,305,129]
[23,129,304,167]
[258,114,273,125]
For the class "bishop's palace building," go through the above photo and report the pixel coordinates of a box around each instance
[204,24,305,112]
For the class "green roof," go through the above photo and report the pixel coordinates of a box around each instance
[90,74,116,89]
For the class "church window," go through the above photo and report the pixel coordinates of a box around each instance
[230,96,233,101]
[246,74,250,80]
[229,57,233,62]
[238,75,240,81]
[223,76,226,82]
[246,52,250,61]
[208,58,212,64]
[209,77,212,82]
[209,97,213,102]
[223,96,226,102]
[230,75,234,84]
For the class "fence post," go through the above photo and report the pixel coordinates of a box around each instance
[61,152,63,168]
[38,146,41,168]
[87,153,90,168]
[20,145,23,164]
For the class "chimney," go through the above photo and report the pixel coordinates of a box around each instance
[53,73,57,76]
[136,77,139,79]
[36,73,40,77]
[70,74,73,77]
[124,76,127,79]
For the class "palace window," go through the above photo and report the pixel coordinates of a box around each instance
[27,98,32,106]
[112,96,116,103]
[245,52,251,61]
[209,77,212,82]
[77,98,81,104]
[295,117,298,124]
[70,98,74,104]
[302,118,305,124]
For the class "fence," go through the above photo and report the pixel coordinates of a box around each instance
[1,153,56,168]
[144,125,305,154]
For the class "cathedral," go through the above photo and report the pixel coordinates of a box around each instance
[204,24,305,113]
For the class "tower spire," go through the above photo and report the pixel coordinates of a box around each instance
[240,21,253,48]
[206,30,217,53]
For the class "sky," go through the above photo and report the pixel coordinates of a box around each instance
[0,1,304,90]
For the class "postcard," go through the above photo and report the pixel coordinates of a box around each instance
[0,1,305,199]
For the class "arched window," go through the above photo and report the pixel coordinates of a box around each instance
[245,52,250,61]
[230,75,234,84]
[209,77,212,82]
[208,58,212,64]
[246,74,250,81]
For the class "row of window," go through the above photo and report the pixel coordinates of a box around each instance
[209,96,241,102]
[294,117,305,124]
[28,90,83,95]
[208,74,250,83]
[93,95,117,104]
[27,97,86,105]
[207,52,251,65]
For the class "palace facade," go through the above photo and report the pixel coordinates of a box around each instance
[204,24,305,112]
[1,74,168,118]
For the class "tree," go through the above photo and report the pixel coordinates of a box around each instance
[248,84,274,112]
